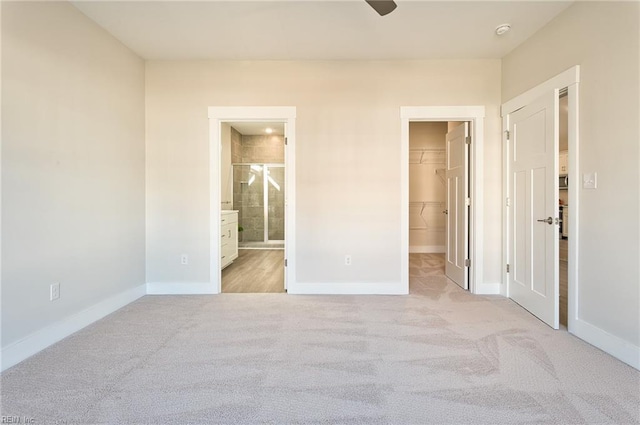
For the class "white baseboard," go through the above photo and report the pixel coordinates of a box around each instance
[571,318,640,370]
[409,245,445,254]
[146,281,217,295]
[1,284,146,372]
[475,282,502,295]
[287,282,407,295]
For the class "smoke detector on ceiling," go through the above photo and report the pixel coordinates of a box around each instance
[495,24,511,36]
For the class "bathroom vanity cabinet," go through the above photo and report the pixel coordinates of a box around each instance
[221,210,238,269]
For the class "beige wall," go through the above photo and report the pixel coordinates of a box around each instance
[409,122,447,251]
[410,122,448,150]
[145,60,502,285]
[1,2,146,348]
[502,2,640,347]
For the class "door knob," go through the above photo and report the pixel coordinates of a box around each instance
[537,217,553,225]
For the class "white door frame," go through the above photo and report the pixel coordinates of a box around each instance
[400,106,487,294]
[208,106,296,294]
[501,66,580,332]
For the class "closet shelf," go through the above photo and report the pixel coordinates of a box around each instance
[409,148,446,165]
[409,201,446,230]
[409,148,445,152]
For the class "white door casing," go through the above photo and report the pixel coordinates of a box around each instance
[400,106,486,295]
[507,90,560,329]
[283,122,288,291]
[208,106,296,294]
[503,67,639,369]
[445,123,469,289]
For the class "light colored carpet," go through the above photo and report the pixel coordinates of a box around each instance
[1,254,639,424]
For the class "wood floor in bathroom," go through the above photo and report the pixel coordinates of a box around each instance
[560,238,568,327]
[222,249,285,293]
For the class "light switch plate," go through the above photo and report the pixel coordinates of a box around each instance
[583,172,597,189]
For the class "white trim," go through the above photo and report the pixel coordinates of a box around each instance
[1,284,146,372]
[409,245,445,254]
[284,118,296,292]
[400,117,410,294]
[209,116,221,293]
[208,107,296,294]
[208,107,296,120]
[146,282,216,295]
[566,83,580,334]
[400,106,485,295]
[287,282,405,295]
[501,68,639,370]
[0,3,4,374]
[571,319,640,370]
[501,114,509,297]
[501,66,581,116]
[475,282,501,295]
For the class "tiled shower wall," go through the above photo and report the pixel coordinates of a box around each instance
[231,127,242,164]
[233,165,264,242]
[238,134,284,163]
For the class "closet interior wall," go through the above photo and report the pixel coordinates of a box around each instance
[408,122,448,253]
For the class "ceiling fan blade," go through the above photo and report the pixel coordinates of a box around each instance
[365,0,397,16]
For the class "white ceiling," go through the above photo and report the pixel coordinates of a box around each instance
[72,1,573,60]
[228,122,285,136]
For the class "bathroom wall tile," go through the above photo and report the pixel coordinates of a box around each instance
[241,135,284,163]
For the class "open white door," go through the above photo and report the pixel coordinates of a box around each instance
[445,123,469,289]
[508,90,560,329]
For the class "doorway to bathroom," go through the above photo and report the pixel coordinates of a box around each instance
[221,122,285,292]
[208,106,296,295]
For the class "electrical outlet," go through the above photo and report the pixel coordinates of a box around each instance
[181,254,189,265]
[345,255,352,266]
[50,283,60,301]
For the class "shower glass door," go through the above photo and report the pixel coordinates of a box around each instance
[234,165,264,245]
[267,166,285,241]
[233,163,285,247]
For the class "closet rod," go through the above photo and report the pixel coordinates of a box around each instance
[409,148,445,152]
[409,149,445,165]
[409,201,444,205]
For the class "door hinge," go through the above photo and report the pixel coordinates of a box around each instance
[464,259,470,267]
[465,197,471,207]
[506,197,511,207]
[505,130,510,140]
[285,137,288,145]
[465,136,471,145]
[284,259,288,267]
[506,264,510,273]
